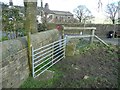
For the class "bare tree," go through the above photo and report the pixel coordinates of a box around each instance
[73,5,94,23]
[105,2,119,24]
[98,0,103,12]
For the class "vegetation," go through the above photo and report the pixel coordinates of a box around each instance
[38,23,47,32]
[2,3,24,36]
[20,42,119,88]
[73,5,94,23]
[0,36,8,42]
[105,2,119,24]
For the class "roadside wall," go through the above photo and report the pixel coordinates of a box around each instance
[63,24,119,38]
[1,29,59,88]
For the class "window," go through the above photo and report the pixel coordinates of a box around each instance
[56,16,58,19]
[68,17,70,19]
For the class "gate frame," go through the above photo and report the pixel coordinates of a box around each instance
[31,38,66,78]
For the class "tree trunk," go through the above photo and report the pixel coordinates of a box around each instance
[24,1,37,33]
[112,19,115,24]
[111,18,116,38]
[24,0,37,75]
[79,18,82,22]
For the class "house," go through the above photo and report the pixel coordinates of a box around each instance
[46,10,74,23]
[6,0,74,23]
[38,1,74,23]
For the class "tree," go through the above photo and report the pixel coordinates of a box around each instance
[73,5,94,23]
[105,2,119,24]
[2,3,24,38]
[24,0,38,75]
[98,0,102,12]
[24,0,37,33]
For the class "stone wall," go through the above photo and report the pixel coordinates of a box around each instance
[1,29,59,88]
[63,24,119,38]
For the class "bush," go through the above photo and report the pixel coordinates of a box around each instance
[38,23,47,32]
[0,36,8,42]
[17,28,27,36]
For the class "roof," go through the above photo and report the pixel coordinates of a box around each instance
[51,10,73,16]
[38,7,73,16]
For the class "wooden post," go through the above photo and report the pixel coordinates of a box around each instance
[62,25,64,39]
[90,29,95,44]
[24,1,37,75]
[27,32,32,74]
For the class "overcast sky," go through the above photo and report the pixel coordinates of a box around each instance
[0,0,119,18]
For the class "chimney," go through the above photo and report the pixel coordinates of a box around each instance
[9,0,13,6]
[45,3,49,9]
[41,0,43,8]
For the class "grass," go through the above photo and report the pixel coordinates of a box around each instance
[34,56,52,77]
[20,42,119,88]
[20,67,63,88]
[0,36,8,42]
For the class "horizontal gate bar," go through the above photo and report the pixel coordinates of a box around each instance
[33,39,65,52]
[33,41,65,57]
[34,52,53,64]
[34,54,64,78]
[34,52,64,74]
[33,48,53,61]
[66,35,93,38]
[34,56,52,68]
[33,45,65,63]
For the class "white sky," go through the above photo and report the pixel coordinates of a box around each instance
[0,0,119,19]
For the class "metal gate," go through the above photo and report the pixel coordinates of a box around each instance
[32,38,66,78]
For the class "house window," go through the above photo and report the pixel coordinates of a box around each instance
[56,16,58,19]
[68,17,70,19]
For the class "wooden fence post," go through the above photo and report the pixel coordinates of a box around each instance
[27,32,32,75]
[24,1,37,76]
[90,29,95,44]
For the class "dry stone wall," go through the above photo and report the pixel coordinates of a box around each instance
[1,29,59,88]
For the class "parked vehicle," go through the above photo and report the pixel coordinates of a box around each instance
[107,31,120,38]
[107,31,114,38]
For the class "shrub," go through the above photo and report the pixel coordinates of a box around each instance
[38,23,47,32]
[0,36,8,42]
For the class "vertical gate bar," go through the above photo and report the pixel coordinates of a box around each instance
[64,38,66,58]
[32,47,35,78]
[90,29,95,44]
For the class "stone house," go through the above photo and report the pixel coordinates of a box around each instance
[6,0,74,23]
[38,2,74,23]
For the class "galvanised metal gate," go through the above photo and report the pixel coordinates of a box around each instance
[32,38,66,78]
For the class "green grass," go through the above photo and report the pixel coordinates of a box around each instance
[0,36,8,42]
[34,56,52,76]
[20,66,63,88]
[20,76,53,88]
